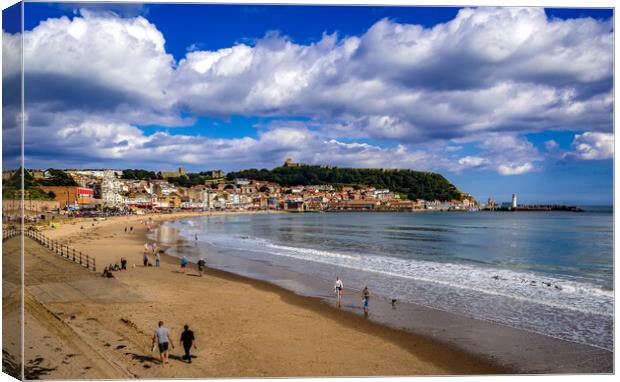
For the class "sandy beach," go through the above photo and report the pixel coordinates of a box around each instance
[8,211,509,378]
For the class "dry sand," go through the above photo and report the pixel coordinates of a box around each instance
[13,211,505,378]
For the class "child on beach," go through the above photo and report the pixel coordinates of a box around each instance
[362,286,370,317]
[120,257,127,271]
[180,256,188,273]
[334,277,344,307]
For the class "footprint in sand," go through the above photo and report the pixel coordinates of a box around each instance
[116,345,126,350]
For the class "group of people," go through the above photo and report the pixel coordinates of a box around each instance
[178,255,207,276]
[333,277,371,316]
[102,257,128,278]
[143,242,161,267]
[151,321,198,366]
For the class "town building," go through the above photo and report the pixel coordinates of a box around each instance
[158,167,186,179]
[205,170,225,178]
[37,186,98,209]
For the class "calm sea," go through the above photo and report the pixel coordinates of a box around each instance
[161,209,613,350]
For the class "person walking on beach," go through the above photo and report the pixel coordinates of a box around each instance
[120,257,127,271]
[334,277,344,307]
[152,321,174,366]
[180,325,197,363]
[156,250,161,267]
[197,258,206,276]
[180,255,188,273]
[362,286,370,317]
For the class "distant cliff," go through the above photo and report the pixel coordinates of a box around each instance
[227,165,465,201]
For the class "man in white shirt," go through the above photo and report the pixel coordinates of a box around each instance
[152,320,174,365]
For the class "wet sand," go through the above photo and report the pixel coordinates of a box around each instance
[15,211,506,378]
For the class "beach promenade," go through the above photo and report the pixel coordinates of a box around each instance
[8,212,503,378]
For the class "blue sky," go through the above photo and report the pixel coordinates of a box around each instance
[2,2,614,204]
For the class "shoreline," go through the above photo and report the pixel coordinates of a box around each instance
[154,237,509,375]
[35,210,507,377]
[40,211,612,375]
[153,213,614,374]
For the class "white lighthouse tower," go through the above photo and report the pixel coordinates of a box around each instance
[511,193,517,209]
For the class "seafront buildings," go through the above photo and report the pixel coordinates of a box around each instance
[4,166,475,218]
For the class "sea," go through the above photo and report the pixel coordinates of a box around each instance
[156,208,613,351]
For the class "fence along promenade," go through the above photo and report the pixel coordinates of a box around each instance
[4,228,97,272]
[2,228,20,241]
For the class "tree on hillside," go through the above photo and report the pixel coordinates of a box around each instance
[226,165,463,201]
[38,169,78,186]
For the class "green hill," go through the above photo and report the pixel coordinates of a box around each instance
[226,165,464,201]
[2,168,78,200]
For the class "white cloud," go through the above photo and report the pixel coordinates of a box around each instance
[5,10,181,127]
[458,156,486,167]
[497,162,534,176]
[451,133,543,175]
[571,132,614,160]
[544,140,559,151]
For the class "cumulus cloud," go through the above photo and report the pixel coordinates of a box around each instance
[497,162,534,176]
[4,10,185,127]
[170,7,612,139]
[458,156,486,168]
[22,120,452,172]
[545,140,559,151]
[2,7,613,174]
[570,132,614,160]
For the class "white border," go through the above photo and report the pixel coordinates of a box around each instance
[0,1,616,382]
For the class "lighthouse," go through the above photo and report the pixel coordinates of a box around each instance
[512,193,517,209]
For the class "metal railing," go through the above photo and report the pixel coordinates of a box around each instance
[25,229,96,272]
[2,228,20,242]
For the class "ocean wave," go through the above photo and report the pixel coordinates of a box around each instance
[183,230,613,318]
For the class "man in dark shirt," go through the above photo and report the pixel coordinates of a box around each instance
[180,325,197,363]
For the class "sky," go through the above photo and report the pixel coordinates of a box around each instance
[1,2,614,204]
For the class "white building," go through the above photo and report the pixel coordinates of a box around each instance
[101,171,126,207]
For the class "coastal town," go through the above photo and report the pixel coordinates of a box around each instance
[3,160,478,219]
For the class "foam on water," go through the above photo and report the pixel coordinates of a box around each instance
[203,233,612,315]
